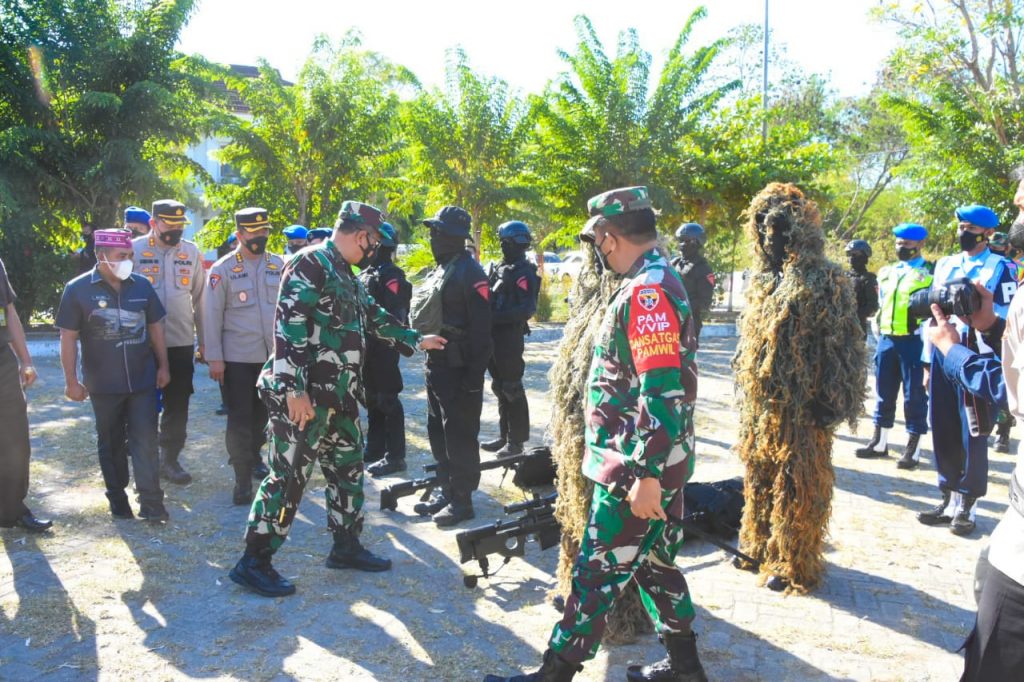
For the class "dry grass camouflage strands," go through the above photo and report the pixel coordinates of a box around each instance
[732,182,867,593]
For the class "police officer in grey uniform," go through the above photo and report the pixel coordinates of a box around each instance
[133,199,205,485]
[203,208,284,504]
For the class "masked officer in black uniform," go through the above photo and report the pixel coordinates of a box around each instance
[480,221,541,458]
[359,223,413,477]
[670,222,714,340]
[410,206,493,527]
[845,239,879,337]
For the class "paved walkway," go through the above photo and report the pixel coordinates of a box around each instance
[0,330,1009,680]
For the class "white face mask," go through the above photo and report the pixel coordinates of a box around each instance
[102,259,133,280]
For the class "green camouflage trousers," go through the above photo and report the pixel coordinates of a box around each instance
[549,482,696,664]
[245,404,364,553]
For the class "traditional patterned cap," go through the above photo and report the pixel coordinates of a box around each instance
[956,205,999,229]
[151,199,191,225]
[124,206,151,224]
[283,224,308,240]
[94,229,133,249]
[335,200,385,233]
[892,223,928,240]
[581,186,652,241]
[234,207,271,232]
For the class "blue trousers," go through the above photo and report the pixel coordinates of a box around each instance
[928,350,989,498]
[873,334,929,434]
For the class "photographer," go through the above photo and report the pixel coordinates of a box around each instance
[927,274,1022,680]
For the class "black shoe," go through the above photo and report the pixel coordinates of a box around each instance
[413,490,449,517]
[896,433,922,470]
[366,459,407,477]
[229,550,296,597]
[325,531,392,572]
[732,556,758,573]
[855,425,888,458]
[252,462,270,480]
[950,496,978,536]
[481,437,506,453]
[109,497,134,520]
[138,504,170,523]
[160,459,193,485]
[484,649,581,682]
[0,511,54,533]
[917,491,953,526]
[433,495,475,527]
[496,441,524,459]
[626,631,708,682]
[233,483,253,506]
[765,575,789,592]
[216,404,228,416]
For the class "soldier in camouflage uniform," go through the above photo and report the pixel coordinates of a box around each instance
[487,187,706,682]
[229,201,445,598]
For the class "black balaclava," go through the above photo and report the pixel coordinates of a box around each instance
[501,239,528,264]
[373,245,395,267]
[847,252,868,272]
[680,241,701,262]
[430,231,465,264]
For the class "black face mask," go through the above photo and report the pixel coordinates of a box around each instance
[896,246,918,262]
[373,246,395,267]
[958,229,986,252]
[160,229,184,247]
[848,253,868,271]
[501,240,527,264]
[287,241,305,254]
[354,232,379,269]
[589,234,614,275]
[244,236,268,256]
[81,233,94,245]
[430,233,464,264]
[680,242,701,261]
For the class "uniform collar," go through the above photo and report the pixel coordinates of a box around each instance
[964,247,992,263]
[897,256,925,268]
[624,247,662,279]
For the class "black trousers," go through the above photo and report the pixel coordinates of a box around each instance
[962,564,1024,681]
[426,364,483,496]
[91,390,163,507]
[159,345,194,459]
[365,391,406,463]
[488,328,529,444]
[224,361,267,471]
[0,347,31,523]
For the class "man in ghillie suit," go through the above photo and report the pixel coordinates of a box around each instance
[732,182,866,593]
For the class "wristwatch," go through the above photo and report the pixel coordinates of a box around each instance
[287,389,307,399]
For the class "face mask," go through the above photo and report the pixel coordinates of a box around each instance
[102,259,133,280]
[680,242,701,261]
[287,241,305,254]
[848,253,868,270]
[430,233,464,263]
[896,246,918,261]
[243,236,268,255]
[589,233,614,275]
[160,229,184,247]
[1008,218,1024,252]
[354,232,379,269]
[81,232,94,244]
[501,240,526,263]
[958,229,986,252]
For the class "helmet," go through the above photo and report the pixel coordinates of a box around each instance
[498,220,532,245]
[845,239,872,258]
[674,222,706,246]
[990,231,1009,250]
[378,222,398,248]
[423,206,472,239]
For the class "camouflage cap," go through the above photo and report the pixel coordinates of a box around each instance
[580,186,652,242]
[335,200,385,234]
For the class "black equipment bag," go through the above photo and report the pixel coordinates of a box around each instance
[682,477,745,540]
[512,446,557,488]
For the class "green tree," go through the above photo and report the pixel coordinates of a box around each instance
[400,48,533,251]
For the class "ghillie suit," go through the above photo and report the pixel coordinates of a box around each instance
[732,183,866,593]
[550,247,653,642]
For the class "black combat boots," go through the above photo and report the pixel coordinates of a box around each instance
[626,632,708,682]
[229,547,296,597]
[896,433,922,470]
[367,458,408,477]
[917,490,953,526]
[481,437,507,453]
[413,489,449,517]
[160,449,193,485]
[995,420,1012,453]
[233,465,253,506]
[326,530,392,572]
[483,649,582,682]
[252,460,270,480]
[433,491,475,527]
[950,496,978,536]
[855,425,889,458]
[496,441,525,458]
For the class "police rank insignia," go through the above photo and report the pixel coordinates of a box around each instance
[267,263,279,270]
[177,251,188,260]
[637,287,660,311]
[231,265,244,273]
[142,251,154,258]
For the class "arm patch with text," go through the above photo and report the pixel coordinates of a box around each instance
[628,284,681,373]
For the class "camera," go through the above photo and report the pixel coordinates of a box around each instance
[907,277,981,320]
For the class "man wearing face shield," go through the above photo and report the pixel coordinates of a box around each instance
[203,208,285,505]
[855,224,932,467]
[56,229,171,522]
[480,221,541,458]
[229,201,444,597]
[359,223,413,477]
[670,222,715,340]
[132,200,205,485]
[918,204,1018,536]
[409,206,492,527]
[843,239,879,337]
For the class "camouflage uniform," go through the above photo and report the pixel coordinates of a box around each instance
[244,204,420,555]
[550,188,699,666]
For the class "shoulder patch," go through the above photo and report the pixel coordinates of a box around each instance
[516,275,529,291]
[627,284,681,374]
[209,274,221,290]
[474,281,490,301]
[706,273,716,286]
[386,278,400,295]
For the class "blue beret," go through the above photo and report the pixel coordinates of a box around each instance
[956,205,999,229]
[308,227,333,240]
[892,223,928,241]
[226,234,237,245]
[283,224,308,239]
[124,206,151,224]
